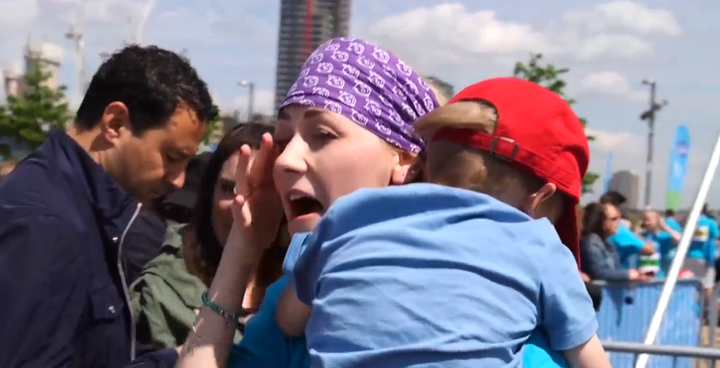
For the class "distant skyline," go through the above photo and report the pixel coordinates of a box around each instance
[0,0,719,208]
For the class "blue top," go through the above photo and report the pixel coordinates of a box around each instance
[642,230,675,277]
[606,225,646,269]
[665,217,682,232]
[688,215,719,263]
[291,183,596,368]
[228,277,570,368]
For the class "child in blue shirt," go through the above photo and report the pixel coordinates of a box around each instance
[641,210,681,278]
[285,79,608,368]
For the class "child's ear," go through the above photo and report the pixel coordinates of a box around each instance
[524,183,558,219]
[390,151,416,185]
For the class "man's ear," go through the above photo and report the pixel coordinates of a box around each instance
[99,101,131,146]
[523,183,557,218]
[390,150,416,185]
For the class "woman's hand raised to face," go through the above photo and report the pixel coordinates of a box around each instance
[231,133,284,250]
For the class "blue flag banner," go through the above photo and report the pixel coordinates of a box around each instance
[665,126,690,210]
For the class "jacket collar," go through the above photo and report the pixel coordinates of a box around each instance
[42,129,140,242]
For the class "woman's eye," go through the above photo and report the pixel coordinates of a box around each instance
[275,139,290,152]
[313,130,335,142]
[221,184,235,194]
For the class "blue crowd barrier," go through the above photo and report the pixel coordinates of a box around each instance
[596,280,703,368]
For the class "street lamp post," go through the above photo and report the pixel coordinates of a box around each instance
[640,79,668,207]
[238,80,255,122]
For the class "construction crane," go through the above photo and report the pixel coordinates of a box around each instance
[127,0,156,45]
[99,0,155,61]
[64,2,87,96]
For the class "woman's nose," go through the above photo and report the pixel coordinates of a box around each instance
[274,135,308,178]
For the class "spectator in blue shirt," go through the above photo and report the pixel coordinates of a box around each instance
[664,209,683,232]
[684,206,720,306]
[641,210,681,278]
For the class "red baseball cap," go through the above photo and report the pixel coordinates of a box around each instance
[430,77,589,264]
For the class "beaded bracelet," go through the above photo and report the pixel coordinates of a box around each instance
[201,291,240,321]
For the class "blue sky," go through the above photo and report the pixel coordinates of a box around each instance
[1,0,718,209]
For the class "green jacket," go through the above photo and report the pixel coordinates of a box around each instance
[130,224,242,348]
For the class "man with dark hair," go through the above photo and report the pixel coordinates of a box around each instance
[0,45,216,368]
[123,153,212,287]
[599,190,627,207]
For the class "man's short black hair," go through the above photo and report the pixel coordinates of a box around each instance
[599,190,627,207]
[664,209,675,217]
[75,45,217,134]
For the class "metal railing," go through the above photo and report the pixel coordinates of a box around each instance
[634,132,720,368]
[604,341,720,367]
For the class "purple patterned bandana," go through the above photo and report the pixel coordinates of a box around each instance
[281,37,440,154]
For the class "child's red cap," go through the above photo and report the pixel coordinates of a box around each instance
[431,77,589,265]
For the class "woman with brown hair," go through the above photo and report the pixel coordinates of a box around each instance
[580,201,649,282]
[130,123,289,349]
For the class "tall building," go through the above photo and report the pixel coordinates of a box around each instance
[24,41,64,91]
[2,39,63,99]
[274,0,351,112]
[2,61,23,98]
[609,170,641,209]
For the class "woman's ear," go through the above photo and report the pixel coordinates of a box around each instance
[390,150,416,185]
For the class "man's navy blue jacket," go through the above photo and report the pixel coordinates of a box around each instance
[0,130,177,368]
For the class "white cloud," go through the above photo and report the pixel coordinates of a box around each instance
[371,4,547,56]
[0,0,39,29]
[562,1,682,37]
[366,2,681,73]
[586,127,644,154]
[579,71,645,101]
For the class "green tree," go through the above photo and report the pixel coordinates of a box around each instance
[201,115,219,144]
[513,53,599,194]
[0,65,72,158]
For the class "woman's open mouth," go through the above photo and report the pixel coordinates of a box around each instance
[287,193,324,220]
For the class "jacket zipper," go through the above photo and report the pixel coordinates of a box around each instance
[117,203,142,361]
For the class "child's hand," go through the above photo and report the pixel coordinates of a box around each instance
[580,272,591,282]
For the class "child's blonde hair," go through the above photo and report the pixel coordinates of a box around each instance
[414,100,565,221]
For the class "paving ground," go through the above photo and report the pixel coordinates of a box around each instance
[696,326,720,367]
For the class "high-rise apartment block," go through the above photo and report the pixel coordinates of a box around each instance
[609,170,641,209]
[274,0,351,113]
[2,39,63,99]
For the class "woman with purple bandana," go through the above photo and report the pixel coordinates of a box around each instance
[176,37,439,368]
[176,37,570,368]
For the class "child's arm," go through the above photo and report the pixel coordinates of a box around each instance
[562,335,611,368]
[541,242,608,365]
[275,285,311,337]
